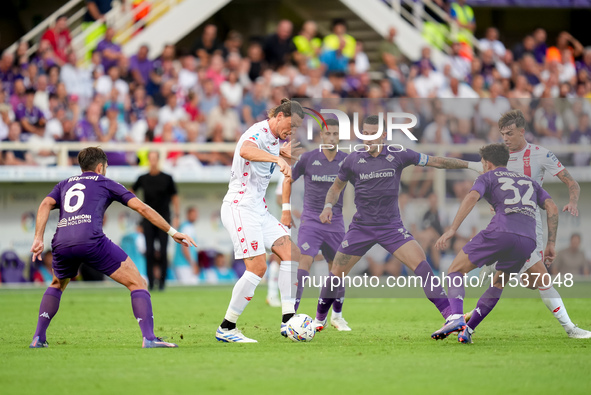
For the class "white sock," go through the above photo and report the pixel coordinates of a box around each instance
[224,271,261,323]
[278,261,297,315]
[332,309,342,319]
[538,286,574,332]
[267,260,280,299]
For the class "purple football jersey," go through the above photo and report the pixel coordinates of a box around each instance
[338,148,428,225]
[293,150,348,232]
[14,104,44,126]
[470,167,552,241]
[47,172,135,249]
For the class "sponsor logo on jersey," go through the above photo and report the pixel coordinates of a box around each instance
[386,154,394,162]
[251,241,258,251]
[58,214,93,227]
[312,160,322,166]
[358,158,367,164]
[359,170,395,180]
[311,174,337,182]
[263,128,268,133]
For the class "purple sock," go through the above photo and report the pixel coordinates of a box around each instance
[447,272,465,316]
[33,287,63,342]
[131,289,156,340]
[332,285,346,314]
[414,261,451,319]
[316,273,342,321]
[294,269,309,312]
[467,286,503,330]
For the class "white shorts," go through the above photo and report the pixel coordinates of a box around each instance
[221,202,289,259]
[519,227,544,274]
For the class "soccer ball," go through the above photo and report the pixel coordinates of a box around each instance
[286,314,316,342]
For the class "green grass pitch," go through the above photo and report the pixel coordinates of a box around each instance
[1,286,590,395]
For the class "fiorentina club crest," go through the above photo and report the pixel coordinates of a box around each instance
[251,241,258,251]
[386,154,394,162]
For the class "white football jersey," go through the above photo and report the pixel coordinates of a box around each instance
[506,143,564,186]
[506,142,564,249]
[223,120,280,216]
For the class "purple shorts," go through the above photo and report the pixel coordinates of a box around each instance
[298,224,344,262]
[52,237,128,279]
[338,221,414,257]
[462,230,536,273]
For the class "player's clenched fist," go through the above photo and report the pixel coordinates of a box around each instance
[277,157,291,178]
[319,207,333,224]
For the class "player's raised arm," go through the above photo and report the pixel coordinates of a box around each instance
[425,155,473,170]
[30,196,57,261]
[126,197,197,248]
[435,190,480,251]
[556,168,580,216]
[542,198,559,266]
[240,140,291,178]
[280,173,295,228]
[319,177,347,224]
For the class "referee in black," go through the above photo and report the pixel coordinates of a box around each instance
[132,151,180,290]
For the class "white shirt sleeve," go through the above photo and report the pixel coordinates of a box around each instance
[540,147,565,177]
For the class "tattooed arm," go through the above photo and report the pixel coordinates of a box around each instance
[425,156,470,170]
[543,198,559,266]
[556,169,580,216]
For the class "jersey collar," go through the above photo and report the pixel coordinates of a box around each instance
[510,142,529,154]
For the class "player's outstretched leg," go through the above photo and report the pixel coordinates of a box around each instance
[294,254,314,312]
[111,257,177,348]
[432,272,466,340]
[414,260,452,319]
[462,285,503,343]
[314,272,342,331]
[330,286,350,331]
[394,242,451,320]
[524,261,591,339]
[217,270,261,343]
[294,268,309,312]
[30,283,64,348]
[272,236,300,337]
[538,285,591,338]
[266,255,281,308]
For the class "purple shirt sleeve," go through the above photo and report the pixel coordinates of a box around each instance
[400,148,426,168]
[47,182,62,208]
[337,153,354,182]
[106,179,136,205]
[470,173,488,199]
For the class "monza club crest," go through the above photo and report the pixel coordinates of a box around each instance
[251,241,258,251]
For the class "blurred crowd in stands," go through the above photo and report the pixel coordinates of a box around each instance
[1,5,591,167]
